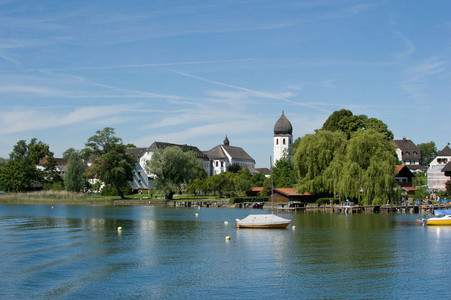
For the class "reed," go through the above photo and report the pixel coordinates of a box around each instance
[0,190,117,205]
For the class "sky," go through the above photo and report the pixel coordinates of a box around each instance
[1,0,450,168]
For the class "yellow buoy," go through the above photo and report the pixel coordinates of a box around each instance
[195,213,199,217]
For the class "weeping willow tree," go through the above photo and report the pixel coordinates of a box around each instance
[294,130,347,194]
[338,129,399,205]
[294,128,399,205]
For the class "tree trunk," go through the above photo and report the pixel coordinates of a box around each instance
[165,192,174,200]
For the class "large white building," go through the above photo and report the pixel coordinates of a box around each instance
[204,136,256,176]
[427,143,451,192]
[127,142,211,192]
[273,111,293,165]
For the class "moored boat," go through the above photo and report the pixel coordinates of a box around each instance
[419,210,451,226]
[235,214,291,228]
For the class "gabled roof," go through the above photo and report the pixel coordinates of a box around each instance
[441,162,451,173]
[438,144,451,156]
[147,142,209,160]
[37,156,68,166]
[394,138,421,160]
[126,147,147,162]
[205,144,255,163]
[255,168,271,175]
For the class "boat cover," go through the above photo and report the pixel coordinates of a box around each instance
[434,209,451,216]
[236,214,290,226]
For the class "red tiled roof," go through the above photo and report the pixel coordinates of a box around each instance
[402,187,417,192]
[274,188,312,196]
[251,187,263,192]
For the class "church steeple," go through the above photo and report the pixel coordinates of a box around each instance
[223,135,230,146]
[273,111,293,165]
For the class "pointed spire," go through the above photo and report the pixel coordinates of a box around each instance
[223,135,230,146]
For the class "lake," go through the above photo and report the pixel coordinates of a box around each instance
[0,204,450,299]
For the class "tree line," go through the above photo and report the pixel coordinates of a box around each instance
[0,109,446,203]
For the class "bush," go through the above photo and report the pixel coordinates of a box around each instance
[101,185,132,196]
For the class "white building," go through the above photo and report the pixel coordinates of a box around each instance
[127,142,211,192]
[427,143,451,192]
[273,111,293,165]
[204,136,256,176]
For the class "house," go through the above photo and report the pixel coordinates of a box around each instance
[269,188,315,203]
[394,138,425,172]
[204,136,256,176]
[394,165,414,187]
[427,143,451,192]
[127,142,211,192]
[36,156,68,177]
[394,165,417,197]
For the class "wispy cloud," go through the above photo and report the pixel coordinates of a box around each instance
[399,57,447,101]
[0,104,135,135]
[160,67,330,112]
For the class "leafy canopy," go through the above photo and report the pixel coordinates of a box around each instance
[146,146,201,200]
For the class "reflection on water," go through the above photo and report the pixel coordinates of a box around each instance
[1,205,451,299]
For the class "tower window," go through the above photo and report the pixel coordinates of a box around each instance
[283,138,286,145]
[276,139,278,145]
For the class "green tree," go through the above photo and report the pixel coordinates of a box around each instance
[63,148,78,159]
[0,158,39,192]
[0,157,6,168]
[446,180,451,196]
[0,139,50,192]
[272,156,297,188]
[321,109,393,140]
[233,169,253,195]
[341,130,398,205]
[64,152,85,192]
[294,130,347,194]
[417,141,437,165]
[294,128,399,205]
[84,128,134,199]
[145,146,201,200]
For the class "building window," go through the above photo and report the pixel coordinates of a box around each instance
[283,138,286,145]
[276,139,278,145]
[221,161,224,167]
[216,161,218,167]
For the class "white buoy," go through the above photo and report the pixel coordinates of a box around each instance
[225,236,231,241]
[195,213,199,217]
[292,225,296,230]
[117,226,122,231]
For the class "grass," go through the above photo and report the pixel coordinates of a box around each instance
[0,190,118,205]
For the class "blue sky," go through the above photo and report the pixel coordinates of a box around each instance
[1,0,450,168]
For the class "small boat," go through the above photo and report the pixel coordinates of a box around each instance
[419,210,451,226]
[235,214,291,228]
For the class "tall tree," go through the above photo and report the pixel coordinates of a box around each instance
[84,128,134,199]
[294,128,399,205]
[417,141,437,165]
[145,146,201,200]
[63,148,78,159]
[64,152,85,192]
[0,139,50,192]
[294,130,347,194]
[272,155,297,188]
[321,109,393,140]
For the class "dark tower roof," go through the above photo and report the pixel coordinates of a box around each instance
[223,135,230,146]
[274,111,292,136]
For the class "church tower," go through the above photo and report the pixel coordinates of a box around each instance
[273,111,293,165]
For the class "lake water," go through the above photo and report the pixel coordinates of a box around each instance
[0,204,450,299]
